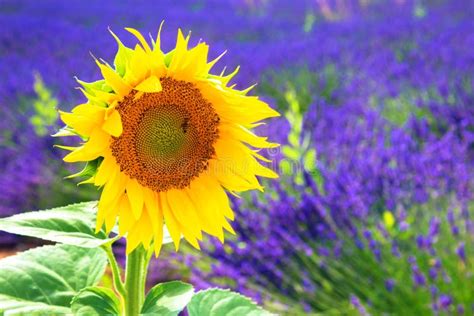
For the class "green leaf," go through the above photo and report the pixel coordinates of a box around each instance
[303,149,317,171]
[187,289,274,316]
[0,244,107,315]
[282,146,300,160]
[141,281,194,316]
[0,201,174,248]
[0,202,115,248]
[71,287,121,316]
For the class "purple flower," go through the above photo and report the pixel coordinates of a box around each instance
[428,217,441,238]
[385,279,395,292]
[350,295,370,316]
[456,242,466,262]
[438,294,453,310]
[416,235,425,249]
[412,266,426,287]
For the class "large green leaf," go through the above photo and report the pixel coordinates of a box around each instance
[0,202,114,248]
[0,244,107,315]
[71,287,120,316]
[141,281,194,316]
[187,289,274,316]
[0,201,174,247]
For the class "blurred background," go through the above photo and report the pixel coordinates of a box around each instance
[1,0,473,314]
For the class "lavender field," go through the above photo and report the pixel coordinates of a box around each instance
[1,0,474,314]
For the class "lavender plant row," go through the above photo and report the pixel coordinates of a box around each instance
[1,1,474,313]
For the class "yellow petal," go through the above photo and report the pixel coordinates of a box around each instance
[182,233,200,250]
[134,76,162,93]
[214,138,278,180]
[160,193,181,251]
[126,228,142,254]
[166,189,202,240]
[206,50,226,73]
[125,45,151,85]
[154,21,165,52]
[222,219,236,235]
[153,213,164,257]
[144,189,164,257]
[60,104,105,137]
[209,159,263,193]
[100,171,127,210]
[198,82,280,125]
[138,210,153,249]
[96,60,131,96]
[102,109,123,137]
[186,181,224,243]
[125,27,152,53]
[105,196,121,233]
[94,203,105,233]
[95,155,118,186]
[167,29,190,75]
[220,123,279,149]
[126,178,144,220]
[143,188,159,235]
[200,171,235,220]
[118,195,134,236]
[63,128,110,162]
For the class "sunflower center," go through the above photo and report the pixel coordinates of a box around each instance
[111,78,219,192]
[136,106,192,164]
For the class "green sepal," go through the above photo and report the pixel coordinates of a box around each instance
[52,125,79,137]
[76,78,111,95]
[110,30,134,77]
[164,50,175,67]
[65,158,102,180]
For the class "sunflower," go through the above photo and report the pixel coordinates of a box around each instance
[58,25,279,256]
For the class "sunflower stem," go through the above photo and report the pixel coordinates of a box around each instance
[124,246,149,316]
[103,245,126,297]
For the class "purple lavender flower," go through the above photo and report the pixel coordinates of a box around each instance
[429,267,439,281]
[456,242,466,262]
[428,217,441,238]
[350,295,370,316]
[412,265,426,287]
[385,279,395,292]
[438,294,453,310]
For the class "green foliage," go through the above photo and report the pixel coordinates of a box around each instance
[0,203,270,315]
[0,202,116,248]
[71,287,121,316]
[258,67,333,192]
[30,73,58,136]
[0,244,107,315]
[280,85,323,191]
[376,90,435,127]
[141,281,194,315]
[187,288,274,316]
[259,68,316,113]
[303,11,316,33]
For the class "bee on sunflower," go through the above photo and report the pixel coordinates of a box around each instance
[58,24,279,256]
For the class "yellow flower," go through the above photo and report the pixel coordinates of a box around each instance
[58,25,279,256]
